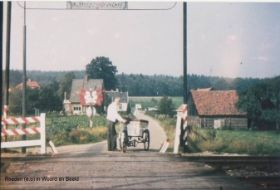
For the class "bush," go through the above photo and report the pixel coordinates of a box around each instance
[69,127,107,144]
[158,96,175,117]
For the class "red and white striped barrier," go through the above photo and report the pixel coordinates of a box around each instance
[1,116,40,126]
[1,113,46,154]
[174,104,188,154]
[1,127,41,137]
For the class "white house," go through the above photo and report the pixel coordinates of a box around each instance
[64,77,104,115]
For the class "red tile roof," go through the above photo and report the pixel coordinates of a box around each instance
[16,79,40,90]
[191,90,246,116]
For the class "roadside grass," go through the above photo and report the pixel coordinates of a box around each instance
[46,115,107,146]
[68,127,107,144]
[188,127,280,155]
[145,111,280,155]
[159,117,176,150]
[145,111,176,149]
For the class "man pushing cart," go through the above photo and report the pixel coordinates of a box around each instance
[106,97,150,152]
[106,97,126,151]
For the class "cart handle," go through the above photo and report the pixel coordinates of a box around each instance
[129,119,149,124]
[122,118,149,124]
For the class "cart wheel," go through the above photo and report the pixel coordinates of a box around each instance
[143,130,150,151]
[119,131,127,153]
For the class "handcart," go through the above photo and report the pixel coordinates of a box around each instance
[119,119,150,153]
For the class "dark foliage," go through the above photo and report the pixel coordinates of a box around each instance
[158,96,175,116]
[237,76,280,130]
[86,57,117,90]
[9,80,62,115]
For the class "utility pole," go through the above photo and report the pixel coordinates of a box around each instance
[183,2,187,103]
[22,1,27,153]
[0,2,3,119]
[4,2,12,106]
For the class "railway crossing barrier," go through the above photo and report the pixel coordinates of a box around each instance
[174,104,188,154]
[1,113,46,154]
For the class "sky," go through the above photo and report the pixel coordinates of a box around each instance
[3,1,280,78]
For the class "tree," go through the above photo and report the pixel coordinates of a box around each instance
[9,80,62,115]
[58,72,75,99]
[237,85,263,129]
[269,76,280,130]
[237,76,280,130]
[37,80,62,112]
[9,70,23,86]
[9,88,40,115]
[158,96,175,117]
[86,57,117,90]
[9,88,23,115]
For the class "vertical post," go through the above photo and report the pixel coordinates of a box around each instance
[40,113,46,154]
[183,2,187,103]
[22,1,27,153]
[4,1,12,106]
[173,112,182,154]
[0,1,3,118]
[174,2,188,154]
[174,104,188,154]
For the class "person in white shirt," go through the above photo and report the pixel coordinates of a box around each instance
[106,97,126,151]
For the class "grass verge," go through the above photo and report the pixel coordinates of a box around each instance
[145,111,280,155]
[188,127,280,155]
[145,111,176,150]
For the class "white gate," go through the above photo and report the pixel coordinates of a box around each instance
[1,113,46,154]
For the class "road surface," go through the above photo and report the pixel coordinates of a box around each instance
[1,112,258,189]
[54,110,167,155]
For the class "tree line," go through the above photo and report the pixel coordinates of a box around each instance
[3,56,279,131]
[6,70,261,97]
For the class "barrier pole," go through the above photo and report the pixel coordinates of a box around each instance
[40,113,46,154]
[173,113,182,154]
[173,104,188,154]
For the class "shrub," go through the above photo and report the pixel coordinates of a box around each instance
[158,96,175,117]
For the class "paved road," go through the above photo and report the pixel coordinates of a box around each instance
[1,113,258,189]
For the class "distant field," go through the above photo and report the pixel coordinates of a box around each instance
[129,96,183,109]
